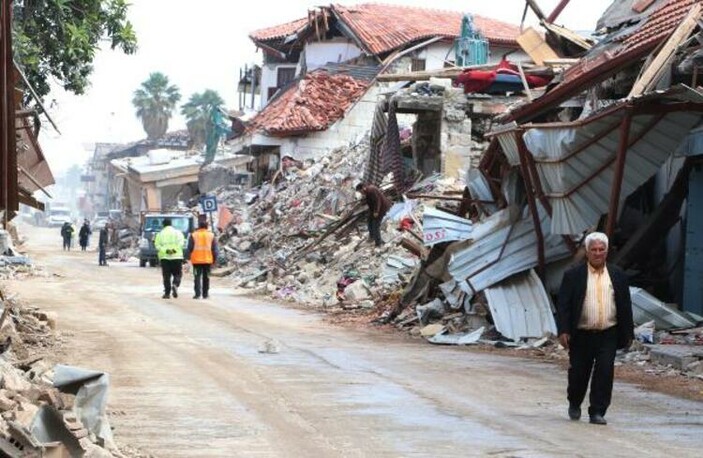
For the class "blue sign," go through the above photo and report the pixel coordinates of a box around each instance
[200,195,218,213]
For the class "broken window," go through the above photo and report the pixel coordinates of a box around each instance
[411,58,426,72]
[277,67,296,88]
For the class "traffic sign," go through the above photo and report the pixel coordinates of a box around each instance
[200,195,218,213]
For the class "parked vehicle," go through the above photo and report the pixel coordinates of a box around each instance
[138,213,195,267]
[47,207,72,227]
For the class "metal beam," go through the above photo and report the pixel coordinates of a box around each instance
[606,110,633,240]
[547,0,571,24]
[518,136,546,279]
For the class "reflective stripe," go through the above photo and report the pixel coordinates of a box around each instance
[190,229,214,264]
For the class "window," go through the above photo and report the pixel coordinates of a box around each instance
[267,87,279,100]
[277,67,296,88]
[411,58,426,72]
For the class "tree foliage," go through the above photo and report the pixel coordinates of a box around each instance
[132,72,181,140]
[180,89,225,150]
[13,0,138,103]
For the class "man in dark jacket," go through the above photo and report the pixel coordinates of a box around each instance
[356,182,391,247]
[78,220,91,251]
[60,222,74,251]
[98,225,109,266]
[557,232,634,426]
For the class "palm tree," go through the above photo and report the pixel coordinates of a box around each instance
[181,89,225,150]
[132,73,181,140]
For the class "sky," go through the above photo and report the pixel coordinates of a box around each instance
[38,0,614,174]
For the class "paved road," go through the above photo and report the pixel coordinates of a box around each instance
[6,225,703,457]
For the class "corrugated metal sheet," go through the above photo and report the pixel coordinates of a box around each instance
[484,270,557,341]
[522,108,702,234]
[447,206,571,295]
[630,287,698,329]
[467,168,499,214]
[381,255,419,284]
[422,206,473,246]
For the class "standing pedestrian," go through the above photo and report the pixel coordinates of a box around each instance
[356,182,391,247]
[60,222,74,251]
[78,219,91,251]
[154,218,185,299]
[98,224,109,266]
[187,217,218,299]
[557,232,634,425]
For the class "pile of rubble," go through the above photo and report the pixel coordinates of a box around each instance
[213,137,464,308]
[0,232,138,456]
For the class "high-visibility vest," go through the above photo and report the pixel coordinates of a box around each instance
[190,229,214,264]
[154,226,184,260]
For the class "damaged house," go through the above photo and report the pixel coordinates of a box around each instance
[230,3,528,184]
[402,0,703,342]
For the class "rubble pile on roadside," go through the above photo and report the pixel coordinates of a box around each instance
[212,138,466,307]
[0,289,130,457]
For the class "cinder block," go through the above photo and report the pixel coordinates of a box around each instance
[649,345,703,370]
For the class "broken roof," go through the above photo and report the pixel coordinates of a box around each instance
[250,3,520,56]
[506,0,703,123]
[246,66,375,137]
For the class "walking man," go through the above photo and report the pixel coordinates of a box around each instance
[154,218,185,299]
[60,222,74,251]
[78,219,91,251]
[187,216,218,299]
[356,182,391,247]
[98,225,109,266]
[557,232,634,425]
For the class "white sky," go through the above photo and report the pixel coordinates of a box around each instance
[38,0,614,174]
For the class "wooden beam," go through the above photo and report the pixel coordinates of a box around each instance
[606,111,633,239]
[628,4,702,97]
[516,27,559,66]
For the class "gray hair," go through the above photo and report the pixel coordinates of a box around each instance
[585,232,609,250]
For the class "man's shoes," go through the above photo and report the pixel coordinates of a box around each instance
[193,294,200,299]
[589,414,607,425]
[202,294,209,299]
[568,405,581,421]
[172,285,178,298]
[162,293,170,299]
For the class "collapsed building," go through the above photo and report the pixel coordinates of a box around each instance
[212,0,703,353]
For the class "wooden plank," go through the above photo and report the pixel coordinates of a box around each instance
[516,27,559,66]
[628,4,702,98]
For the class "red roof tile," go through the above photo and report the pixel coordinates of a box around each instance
[508,0,703,123]
[250,17,309,42]
[247,71,371,136]
[332,3,520,54]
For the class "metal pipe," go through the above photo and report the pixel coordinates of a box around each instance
[606,110,633,240]
[547,0,571,23]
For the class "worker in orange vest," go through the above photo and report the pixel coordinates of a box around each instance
[187,216,219,299]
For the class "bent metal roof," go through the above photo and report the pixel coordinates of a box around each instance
[250,3,520,55]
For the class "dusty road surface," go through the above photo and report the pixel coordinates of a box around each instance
[5,225,703,457]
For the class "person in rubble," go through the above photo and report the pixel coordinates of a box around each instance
[557,232,634,426]
[78,219,91,251]
[98,224,109,266]
[187,216,218,299]
[356,182,391,247]
[60,222,74,251]
[154,218,185,299]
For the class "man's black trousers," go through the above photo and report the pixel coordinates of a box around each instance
[568,326,618,416]
[193,264,211,298]
[160,259,182,295]
[367,217,383,246]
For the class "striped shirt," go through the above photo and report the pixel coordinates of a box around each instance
[578,264,617,330]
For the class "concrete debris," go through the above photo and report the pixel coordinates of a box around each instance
[0,286,128,457]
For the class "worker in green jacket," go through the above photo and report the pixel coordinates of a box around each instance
[154,218,185,299]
